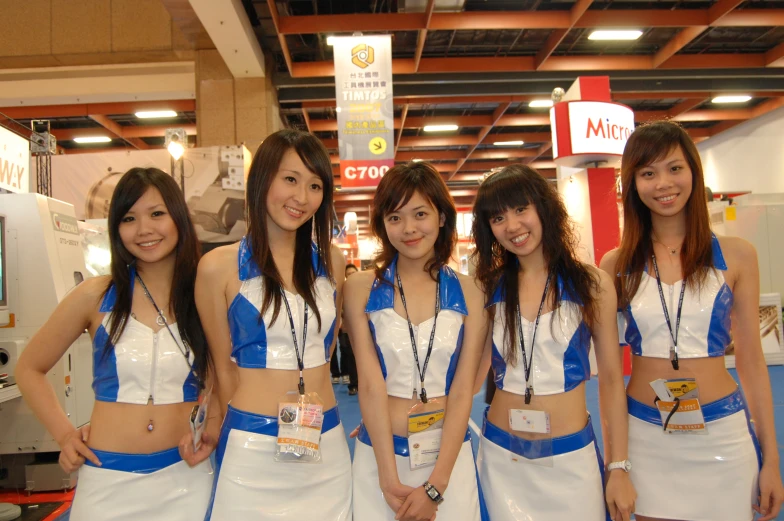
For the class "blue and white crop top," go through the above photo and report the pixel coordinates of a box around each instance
[619,234,733,359]
[489,275,592,396]
[228,237,336,369]
[366,257,468,400]
[92,274,199,405]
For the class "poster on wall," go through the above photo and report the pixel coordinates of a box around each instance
[332,35,395,189]
[0,125,30,193]
[53,146,251,244]
[725,293,784,368]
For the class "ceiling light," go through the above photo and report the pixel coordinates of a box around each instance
[712,95,752,104]
[412,158,423,162]
[588,30,643,41]
[423,124,458,132]
[529,100,554,108]
[493,140,524,146]
[74,136,112,144]
[135,110,177,119]
[165,128,187,161]
[326,36,336,46]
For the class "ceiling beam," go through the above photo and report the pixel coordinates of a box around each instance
[0,100,196,120]
[301,109,312,133]
[535,0,594,70]
[267,0,294,76]
[524,142,553,165]
[159,0,213,49]
[50,123,197,141]
[766,43,784,67]
[88,114,149,150]
[449,102,511,180]
[667,99,708,118]
[394,104,409,156]
[414,0,436,73]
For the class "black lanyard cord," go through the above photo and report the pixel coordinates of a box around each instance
[396,271,440,404]
[280,288,309,394]
[516,276,552,405]
[651,255,685,371]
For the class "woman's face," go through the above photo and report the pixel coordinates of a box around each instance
[383,191,444,262]
[633,145,693,219]
[265,148,325,235]
[118,187,179,264]
[489,203,544,260]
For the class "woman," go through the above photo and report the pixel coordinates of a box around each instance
[472,165,635,521]
[601,120,784,521]
[344,161,487,521]
[16,167,214,520]
[198,129,350,520]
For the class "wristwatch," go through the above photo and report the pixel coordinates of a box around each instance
[607,459,632,473]
[423,481,445,505]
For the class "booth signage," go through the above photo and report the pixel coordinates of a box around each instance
[550,101,634,168]
[0,125,30,193]
[332,35,395,189]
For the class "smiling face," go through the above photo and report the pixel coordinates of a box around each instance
[118,187,179,265]
[633,145,693,219]
[489,203,544,261]
[383,191,445,262]
[265,148,325,236]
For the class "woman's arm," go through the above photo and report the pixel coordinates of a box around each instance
[15,276,106,471]
[343,272,413,511]
[473,325,493,395]
[591,267,636,521]
[727,237,784,521]
[330,245,347,355]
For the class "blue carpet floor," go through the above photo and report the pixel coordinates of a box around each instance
[54,365,784,520]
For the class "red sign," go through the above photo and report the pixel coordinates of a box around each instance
[339,159,395,189]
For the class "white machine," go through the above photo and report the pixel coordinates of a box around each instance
[0,193,94,491]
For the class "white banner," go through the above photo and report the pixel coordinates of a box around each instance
[0,126,30,193]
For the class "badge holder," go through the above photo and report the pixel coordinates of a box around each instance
[650,376,707,435]
[507,406,554,467]
[407,393,445,471]
[189,384,213,451]
[275,388,325,463]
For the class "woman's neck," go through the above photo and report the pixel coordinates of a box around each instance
[267,222,297,269]
[135,255,175,294]
[651,212,687,245]
[517,248,548,279]
[396,250,434,281]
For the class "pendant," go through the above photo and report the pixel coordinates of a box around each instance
[147,419,154,432]
[670,248,677,255]
[156,315,166,327]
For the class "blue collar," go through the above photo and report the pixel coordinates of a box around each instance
[237,236,328,281]
[365,256,468,315]
[100,265,137,313]
[487,272,579,308]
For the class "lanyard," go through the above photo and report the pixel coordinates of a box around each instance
[516,276,551,405]
[135,274,200,386]
[280,288,309,394]
[396,271,440,404]
[651,255,685,371]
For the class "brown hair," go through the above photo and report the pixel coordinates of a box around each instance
[471,165,599,366]
[615,120,713,308]
[371,162,457,281]
[245,129,334,329]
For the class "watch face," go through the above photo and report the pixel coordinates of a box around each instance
[624,460,632,472]
[426,488,437,500]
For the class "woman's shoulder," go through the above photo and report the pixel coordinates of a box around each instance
[343,269,376,305]
[198,243,240,279]
[713,234,757,268]
[597,248,620,275]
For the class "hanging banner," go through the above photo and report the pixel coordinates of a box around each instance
[332,35,395,189]
[0,126,30,193]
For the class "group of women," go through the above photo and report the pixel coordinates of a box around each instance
[14,120,784,521]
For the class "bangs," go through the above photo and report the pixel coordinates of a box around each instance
[624,121,687,172]
[475,170,532,220]
[293,140,333,190]
[375,163,441,216]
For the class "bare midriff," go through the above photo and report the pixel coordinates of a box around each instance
[626,355,737,406]
[386,394,452,438]
[487,383,589,439]
[230,365,337,417]
[87,401,195,453]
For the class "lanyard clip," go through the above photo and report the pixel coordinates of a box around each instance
[420,387,428,404]
[669,347,679,371]
[524,386,532,405]
[298,376,305,395]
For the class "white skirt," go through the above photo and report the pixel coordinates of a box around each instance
[206,404,352,521]
[69,446,214,521]
[352,423,487,521]
[627,389,761,521]
[477,410,607,521]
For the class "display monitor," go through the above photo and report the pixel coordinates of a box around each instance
[0,215,6,308]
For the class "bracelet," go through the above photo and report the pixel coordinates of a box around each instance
[423,481,444,505]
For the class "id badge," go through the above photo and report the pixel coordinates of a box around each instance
[407,398,445,471]
[189,384,213,452]
[655,398,707,434]
[275,391,324,463]
[509,409,550,434]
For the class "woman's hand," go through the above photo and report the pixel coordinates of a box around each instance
[178,430,217,467]
[395,485,438,521]
[57,424,100,473]
[605,471,636,521]
[755,460,784,521]
[382,481,416,515]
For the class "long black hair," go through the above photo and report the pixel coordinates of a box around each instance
[471,165,599,366]
[245,129,334,329]
[104,167,210,383]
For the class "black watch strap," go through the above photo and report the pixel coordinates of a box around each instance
[423,481,444,505]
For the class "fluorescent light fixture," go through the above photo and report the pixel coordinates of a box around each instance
[529,100,554,108]
[135,110,177,119]
[712,95,752,103]
[588,30,643,41]
[493,140,525,146]
[412,158,423,162]
[423,124,458,132]
[74,136,111,144]
[326,36,336,46]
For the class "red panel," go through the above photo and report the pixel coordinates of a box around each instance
[552,102,572,159]
[577,76,612,101]
[339,159,395,189]
[586,167,620,264]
